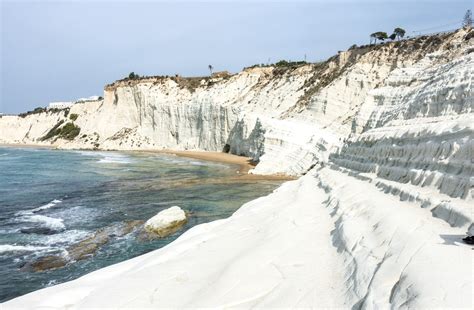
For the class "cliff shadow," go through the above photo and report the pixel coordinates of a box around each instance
[224,118,265,163]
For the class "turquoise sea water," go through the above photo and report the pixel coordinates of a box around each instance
[0,147,282,302]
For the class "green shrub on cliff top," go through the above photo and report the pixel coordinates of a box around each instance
[19,107,47,118]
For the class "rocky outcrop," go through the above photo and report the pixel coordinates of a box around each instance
[22,220,144,272]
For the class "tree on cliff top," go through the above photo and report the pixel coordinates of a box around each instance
[463,9,473,28]
[370,32,388,44]
[393,27,406,40]
[208,65,213,75]
[128,72,140,80]
[370,33,377,44]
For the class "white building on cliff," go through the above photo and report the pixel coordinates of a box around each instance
[48,96,101,110]
[48,101,74,109]
[76,96,101,103]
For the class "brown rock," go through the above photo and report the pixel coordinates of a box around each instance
[23,255,68,272]
[23,220,144,272]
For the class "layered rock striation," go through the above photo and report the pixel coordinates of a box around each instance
[2,31,471,178]
[2,28,473,308]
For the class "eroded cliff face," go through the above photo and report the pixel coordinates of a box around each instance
[1,29,472,181]
[2,29,473,309]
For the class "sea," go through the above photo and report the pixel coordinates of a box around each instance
[0,146,282,302]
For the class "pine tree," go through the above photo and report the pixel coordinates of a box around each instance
[393,27,406,40]
[463,10,473,28]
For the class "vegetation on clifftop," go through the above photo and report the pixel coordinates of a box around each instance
[19,107,47,118]
[40,121,80,141]
[245,60,308,70]
[19,107,69,118]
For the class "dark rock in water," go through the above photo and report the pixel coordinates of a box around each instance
[67,220,144,262]
[23,220,144,272]
[136,224,184,242]
[21,255,68,272]
[136,226,154,242]
[31,255,68,272]
[67,230,110,261]
[20,227,58,235]
[108,220,144,238]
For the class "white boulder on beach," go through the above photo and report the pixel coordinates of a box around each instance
[144,206,187,237]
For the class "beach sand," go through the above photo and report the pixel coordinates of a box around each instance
[148,150,295,181]
[0,143,55,149]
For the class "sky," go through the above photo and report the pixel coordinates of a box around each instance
[1,0,471,114]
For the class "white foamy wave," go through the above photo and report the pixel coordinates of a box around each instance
[45,279,59,287]
[160,155,227,168]
[41,230,91,246]
[15,199,63,217]
[0,228,17,234]
[158,155,189,165]
[189,161,207,166]
[98,155,132,164]
[0,244,52,254]
[31,199,62,212]
[15,210,33,216]
[189,160,228,169]
[77,151,100,157]
[52,205,96,226]
[17,215,66,231]
[78,151,133,164]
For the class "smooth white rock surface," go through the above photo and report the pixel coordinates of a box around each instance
[144,206,187,237]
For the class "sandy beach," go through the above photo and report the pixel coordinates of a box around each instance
[153,150,257,174]
[143,150,295,181]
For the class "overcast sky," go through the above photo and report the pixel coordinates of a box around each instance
[1,0,471,114]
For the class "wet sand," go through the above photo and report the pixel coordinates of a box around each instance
[0,143,55,149]
[156,150,256,174]
[147,150,295,181]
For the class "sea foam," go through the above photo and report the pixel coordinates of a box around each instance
[79,151,132,164]
[15,214,66,231]
[30,199,62,213]
[41,230,90,246]
[98,154,132,164]
[0,244,52,254]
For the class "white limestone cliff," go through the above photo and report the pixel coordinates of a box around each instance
[1,28,473,308]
